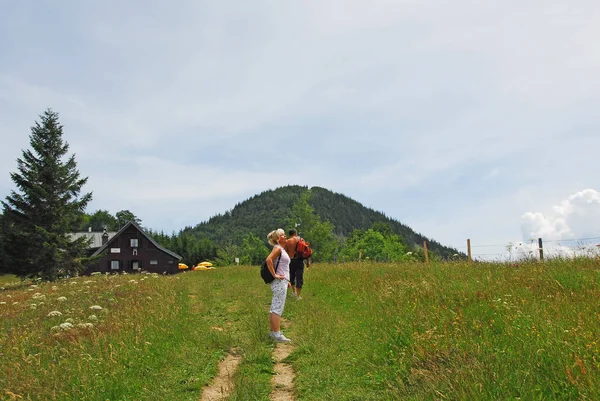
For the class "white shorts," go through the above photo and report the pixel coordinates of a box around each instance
[270,279,288,316]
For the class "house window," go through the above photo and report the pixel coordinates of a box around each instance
[111,260,120,270]
[130,238,139,248]
[132,261,140,270]
[150,260,158,265]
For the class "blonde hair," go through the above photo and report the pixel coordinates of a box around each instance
[267,229,285,245]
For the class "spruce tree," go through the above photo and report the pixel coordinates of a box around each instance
[1,109,93,281]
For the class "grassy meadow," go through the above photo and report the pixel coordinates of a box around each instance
[1,259,599,400]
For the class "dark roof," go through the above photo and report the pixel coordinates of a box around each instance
[91,221,182,260]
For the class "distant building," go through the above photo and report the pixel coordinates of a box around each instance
[72,221,182,275]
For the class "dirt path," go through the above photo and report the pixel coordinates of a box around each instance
[200,351,242,401]
[270,317,297,401]
[270,342,296,401]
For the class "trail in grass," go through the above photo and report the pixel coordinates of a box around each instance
[270,318,296,401]
[200,350,242,401]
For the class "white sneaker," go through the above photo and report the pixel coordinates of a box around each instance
[290,292,297,298]
[296,296,302,300]
[270,332,291,342]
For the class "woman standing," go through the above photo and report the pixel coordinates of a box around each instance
[266,228,291,342]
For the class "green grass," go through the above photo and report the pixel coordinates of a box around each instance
[1,259,600,400]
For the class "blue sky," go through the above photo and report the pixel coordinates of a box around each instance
[1,0,599,259]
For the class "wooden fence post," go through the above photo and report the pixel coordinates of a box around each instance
[467,239,472,263]
[538,238,544,261]
[423,241,429,264]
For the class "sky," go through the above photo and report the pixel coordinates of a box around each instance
[1,0,599,260]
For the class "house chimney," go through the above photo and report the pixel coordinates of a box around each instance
[102,228,109,245]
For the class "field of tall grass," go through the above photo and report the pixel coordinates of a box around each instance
[1,258,599,400]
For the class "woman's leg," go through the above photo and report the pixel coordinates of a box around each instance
[270,312,281,332]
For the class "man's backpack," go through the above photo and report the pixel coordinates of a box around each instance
[260,256,280,284]
[295,238,312,260]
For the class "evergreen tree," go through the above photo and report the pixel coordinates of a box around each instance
[1,109,93,281]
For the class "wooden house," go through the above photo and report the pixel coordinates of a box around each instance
[83,221,182,275]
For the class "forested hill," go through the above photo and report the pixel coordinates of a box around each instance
[184,185,460,258]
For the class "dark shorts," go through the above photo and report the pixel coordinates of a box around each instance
[289,258,305,288]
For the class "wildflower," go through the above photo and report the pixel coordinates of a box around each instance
[6,295,12,298]
[32,293,46,300]
[84,280,94,284]
[12,302,19,305]
[59,322,74,330]
[48,311,63,317]
[77,323,94,329]
[70,282,77,285]
[51,326,60,331]
[88,315,98,321]
[129,280,138,284]
[52,286,58,290]
[65,318,75,324]
[30,304,37,310]
[0,302,6,305]
[91,272,101,276]
[89,305,103,310]
[57,297,67,302]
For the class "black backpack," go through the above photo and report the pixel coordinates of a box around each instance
[260,256,280,284]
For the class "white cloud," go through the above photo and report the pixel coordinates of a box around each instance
[521,189,600,242]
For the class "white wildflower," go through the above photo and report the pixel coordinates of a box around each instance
[59,322,74,330]
[88,315,98,321]
[48,311,63,317]
[70,282,77,285]
[57,297,67,302]
[89,305,103,310]
[30,304,37,310]
[129,280,138,284]
[32,293,46,300]
[52,286,58,290]
[12,302,19,305]
[91,272,101,276]
[65,318,75,324]
[27,288,34,291]
[30,284,38,288]
[77,323,94,329]
[84,280,94,284]
[51,326,60,331]
[6,294,12,298]
[0,301,6,305]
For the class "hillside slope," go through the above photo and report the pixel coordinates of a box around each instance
[185,185,459,258]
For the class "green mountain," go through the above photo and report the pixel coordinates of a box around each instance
[184,185,460,259]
